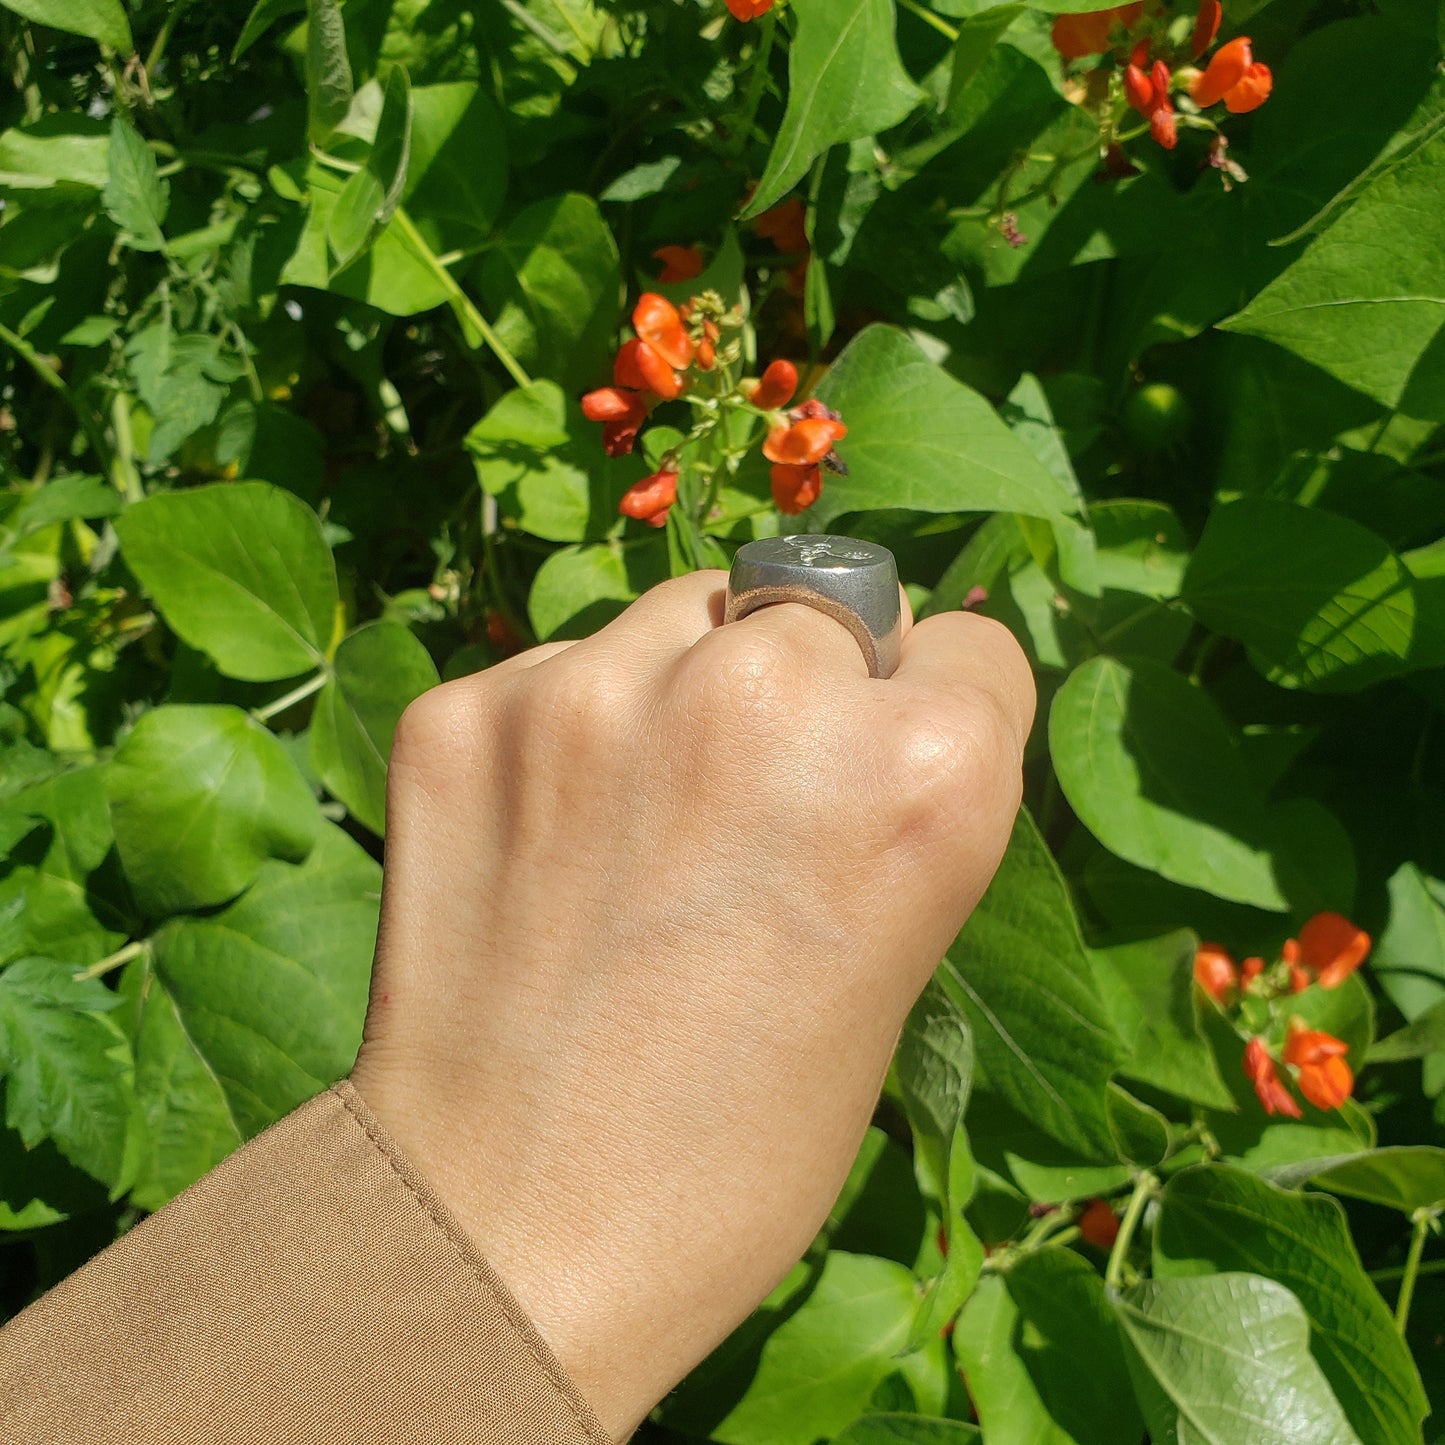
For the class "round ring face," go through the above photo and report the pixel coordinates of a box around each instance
[724,534,902,678]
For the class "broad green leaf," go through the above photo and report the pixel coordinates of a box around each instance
[310,622,439,835]
[528,539,668,642]
[4,475,118,540]
[1049,657,1286,910]
[106,705,320,917]
[402,82,508,246]
[0,765,132,965]
[281,160,450,314]
[329,65,413,274]
[1156,1165,1427,1445]
[466,380,637,543]
[955,1252,1141,1445]
[747,0,923,218]
[1372,999,1445,1063]
[833,1418,979,1444]
[0,0,131,51]
[103,120,167,253]
[0,957,136,1188]
[120,950,241,1211]
[0,115,109,190]
[896,977,973,1197]
[940,808,1124,1160]
[811,328,1081,528]
[1306,1146,1445,1214]
[306,0,353,142]
[150,823,380,1138]
[705,1252,948,1445]
[1090,931,1234,1110]
[477,193,621,391]
[1221,123,1445,419]
[1374,863,1445,1093]
[124,327,244,463]
[233,0,304,61]
[114,482,338,681]
[1183,498,1445,691]
[1117,1274,1364,1445]
[0,1099,108,1230]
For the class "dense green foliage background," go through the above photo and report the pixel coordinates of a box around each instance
[3,0,1445,1439]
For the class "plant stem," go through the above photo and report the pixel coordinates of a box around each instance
[729,11,778,159]
[895,0,960,41]
[1395,1210,1432,1334]
[1106,1173,1156,1292]
[390,207,533,389]
[74,939,148,981]
[252,668,329,723]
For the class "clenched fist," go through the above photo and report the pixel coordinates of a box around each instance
[349,570,1034,1437]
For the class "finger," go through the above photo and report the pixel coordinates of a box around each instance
[716,597,875,681]
[892,612,1037,749]
[583,569,729,661]
[481,639,578,679]
[897,583,914,645]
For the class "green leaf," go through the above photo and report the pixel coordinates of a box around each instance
[896,977,973,1198]
[1049,657,1286,910]
[1119,1275,1364,1444]
[528,539,668,642]
[1372,998,1445,1062]
[114,482,339,682]
[1090,931,1234,1110]
[833,1418,979,1444]
[705,1252,948,1445]
[810,328,1081,529]
[4,476,119,540]
[0,957,136,1189]
[328,65,412,274]
[0,1099,108,1230]
[466,380,633,543]
[306,0,353,143]
[1304,1146,1445,1214]
[1374,863,1445,1083]
[747,0,923,218]
[1220,121,1445,419]
[124,328,243,463]
[0,765,132,966]
[940,808,1124,1160]
[954,1252,1141,1445]
[233,0,304,61]
[102,119,167,253]
[0,115,109,189]
[1183,498,1445,691]
[106,705,320,917]
[1155,1165,1426,1445]
[310,622,439,835]
[402,82,508,246]
[120,950,241,1211]
[477,193,621,391]
[0,0,131,52]
[149,823,380,1138]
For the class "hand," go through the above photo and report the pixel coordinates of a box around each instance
[348,571,1034,1438]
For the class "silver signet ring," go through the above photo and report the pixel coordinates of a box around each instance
[724,535,902,679]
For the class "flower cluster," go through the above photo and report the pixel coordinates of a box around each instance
[725,0,776,20]
[579,290,846,528]
[1195,912,1368,1118]
[1052,0,1271,161]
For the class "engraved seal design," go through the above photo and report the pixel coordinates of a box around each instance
[780,536,874,567]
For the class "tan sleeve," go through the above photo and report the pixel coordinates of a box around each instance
[0,1080,614,1445]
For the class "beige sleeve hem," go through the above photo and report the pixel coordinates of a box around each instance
[1,1080,613,1445]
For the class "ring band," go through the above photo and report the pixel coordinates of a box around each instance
[724,535,902,679]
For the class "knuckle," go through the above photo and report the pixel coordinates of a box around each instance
[679,630,802,735]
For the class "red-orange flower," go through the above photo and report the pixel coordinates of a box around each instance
[632,293,694,370]
[753,197,809,255]
[1077,1198,1120,1250]
[581,385,650,456]
[1049,2,1143,58]
[763,415,847,466]
[1240,955,1264,987]
[1243,1036,1302,1118]
[770,463,822,515]
[619,468,678,528]
[726,0,774,20]
[749,359,799,411]
[1194,941,1238,1004]
[653,245,704,283]
[1191,0,1222,57]
[1190,36,1272,113]
[1283,1019,1353,1111]
[614,337,683,401]
[1296,912,1371,989]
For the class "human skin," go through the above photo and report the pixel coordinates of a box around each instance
[349,570,1035,1438]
